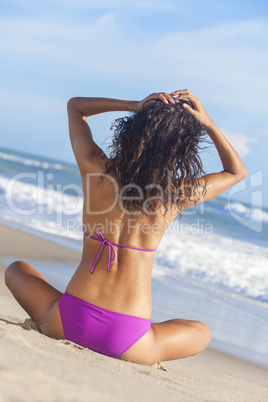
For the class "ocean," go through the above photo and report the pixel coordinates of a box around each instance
[0,146,267,368]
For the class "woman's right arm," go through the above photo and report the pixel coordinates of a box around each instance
[204,122,247,179]
[171,89,247,207]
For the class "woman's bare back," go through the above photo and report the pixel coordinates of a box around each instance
[65,158,176,319]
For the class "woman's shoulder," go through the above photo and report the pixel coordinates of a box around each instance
[80,153,110,176]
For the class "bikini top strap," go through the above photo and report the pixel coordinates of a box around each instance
[83,229,157,273]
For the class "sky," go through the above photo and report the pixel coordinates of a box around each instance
[0,0,268,208]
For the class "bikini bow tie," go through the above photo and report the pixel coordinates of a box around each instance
[89,230,116,273]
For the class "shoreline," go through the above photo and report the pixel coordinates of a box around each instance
[1,221,268,401]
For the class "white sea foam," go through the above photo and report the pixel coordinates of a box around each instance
[0,175,83,241]
[1,173,268,302]
[224,201,268,222]
[153,226,268,302]
[0,147,268,303]
[0,150,64,170]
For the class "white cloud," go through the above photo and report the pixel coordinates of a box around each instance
[0,14,267,118]
[218,128,257,157]
[151,20,268,110]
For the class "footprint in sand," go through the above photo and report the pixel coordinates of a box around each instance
[59,339,85,350]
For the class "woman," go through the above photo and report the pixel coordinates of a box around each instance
[5,89,247,365]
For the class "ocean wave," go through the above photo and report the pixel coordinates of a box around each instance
[224,202,268,223]
[0,174,83,242]
[154,229,268,303]
[0,150,64,171]
[0,175,83,214]
[0,147,267,304]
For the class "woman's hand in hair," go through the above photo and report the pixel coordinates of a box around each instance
[136,92,178,112]
[171,89,213,128]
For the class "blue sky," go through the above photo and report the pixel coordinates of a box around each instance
[0,0,268,208]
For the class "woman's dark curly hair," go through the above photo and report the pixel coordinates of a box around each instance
[98,99,210,220]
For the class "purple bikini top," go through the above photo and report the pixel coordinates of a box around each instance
[83,229,157,273]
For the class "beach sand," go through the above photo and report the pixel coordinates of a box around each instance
[0,222,267,402]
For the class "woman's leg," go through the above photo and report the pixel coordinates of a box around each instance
[5,260,65,338]
[152,318,211,362]
[118,318,211,365]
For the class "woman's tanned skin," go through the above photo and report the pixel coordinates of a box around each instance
[5,89,247,365]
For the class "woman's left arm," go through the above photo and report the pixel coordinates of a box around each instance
[67,93,176,174]
[67,97,139,174]
[67,97,139,116]
[67,91,177,116]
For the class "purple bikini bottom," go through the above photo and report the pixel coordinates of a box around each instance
[58,292,151,358]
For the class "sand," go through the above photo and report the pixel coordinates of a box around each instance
[0,222,268,402]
